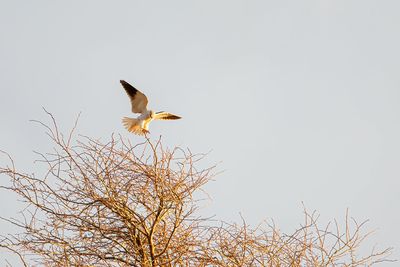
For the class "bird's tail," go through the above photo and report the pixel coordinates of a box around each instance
[122,117,146,135]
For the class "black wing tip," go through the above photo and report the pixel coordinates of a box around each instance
[167,115,182,120]
[120,80,130,86]
[120,80,138,96]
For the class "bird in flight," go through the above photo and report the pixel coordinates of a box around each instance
[120,80,181,135]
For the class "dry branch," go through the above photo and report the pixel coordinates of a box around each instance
[0,114,393,266]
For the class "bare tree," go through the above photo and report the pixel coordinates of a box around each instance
[0,114,394,266]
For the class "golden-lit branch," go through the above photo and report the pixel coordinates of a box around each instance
[0,114,393,266]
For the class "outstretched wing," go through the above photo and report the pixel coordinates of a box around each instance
[154,111,182,120]
[120,80,148,114]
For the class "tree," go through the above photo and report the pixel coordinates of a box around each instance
[0,114,393,266]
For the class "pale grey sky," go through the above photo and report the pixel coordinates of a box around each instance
[1,0,399,265]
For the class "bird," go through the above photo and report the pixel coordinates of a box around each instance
[120,80,181,135]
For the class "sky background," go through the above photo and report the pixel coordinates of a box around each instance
[0,0,399,265]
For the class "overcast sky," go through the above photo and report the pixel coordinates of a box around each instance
[1,1,399,265]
